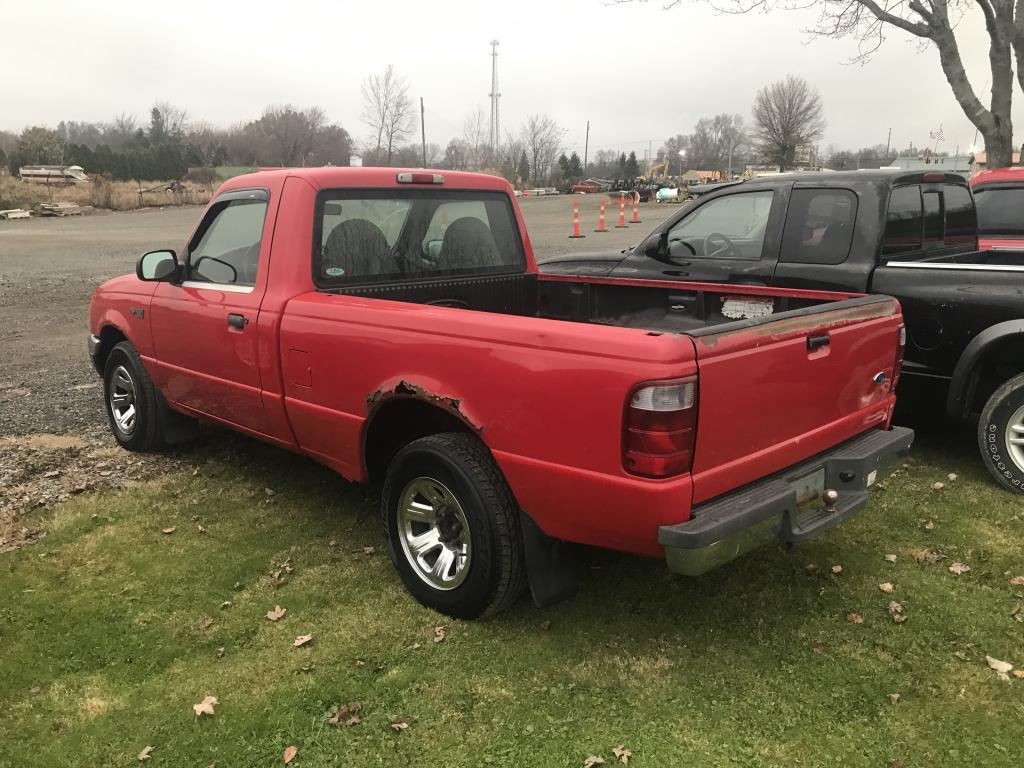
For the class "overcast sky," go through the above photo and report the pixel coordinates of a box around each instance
[2,0,1009,158]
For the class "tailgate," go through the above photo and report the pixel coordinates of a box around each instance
[689,295,902,504]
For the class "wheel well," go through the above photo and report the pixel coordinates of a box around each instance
[93,325,127,375]
[966,337,1024,415]
[363,397,475,482]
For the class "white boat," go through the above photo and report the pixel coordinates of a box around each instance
[18,165,90,185]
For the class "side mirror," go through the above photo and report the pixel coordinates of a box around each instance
[136,250,179,281]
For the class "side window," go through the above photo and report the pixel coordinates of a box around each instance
[882,185,922,255]
[779,188,857,265]
[189,199,267,286]
[943,184,976,244]
[666,191,774,260]
[922,190,943,244]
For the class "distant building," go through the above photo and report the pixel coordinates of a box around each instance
[970,151,1021,175]
[886,154,973,178]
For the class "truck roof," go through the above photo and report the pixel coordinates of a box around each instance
[970,166,1024,186]
[744,169,969,187]
[219,167,514,193]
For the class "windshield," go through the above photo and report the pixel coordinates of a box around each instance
[974,185,1024,237]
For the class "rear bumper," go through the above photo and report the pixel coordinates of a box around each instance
[658,426,914,576]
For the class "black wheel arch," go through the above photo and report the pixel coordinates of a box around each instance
[947,320,1024,420]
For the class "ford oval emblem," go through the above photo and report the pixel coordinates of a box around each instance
[873,371,887,385]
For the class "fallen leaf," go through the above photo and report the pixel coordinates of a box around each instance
[831,564,843,575]
[293,634,313,648]
[888,600,905,618]
[923,520,935,530]
[947,473,957,481]
[888,693,901,705]
[948,562,971,576]
[812,642,825,654]
[267,605,287,622]
[612,745,632,764]
[804,563,818,575]
[884,554,898,563]
[986,655,1014,681]
[847,613,864,624]
[138,745,155,761]
[30,686,41,695]
[433,626,446,643]
[1010,576,1024,586]
[913,548,945,564]
[193,695,217,717]
[283,746,297,764]
[584,757,606,767]
[220,600,233,610]
[362,546,376,555]
[390,718,410,732]
[1013,670,1024,679]
[161,527,176,535]
[327,701,363,727]
[932,482,945,490]
[197,524,206,533]
[264,487,275,496]
[540,620,552,631]
[215,647,225,658]
[328,539,337,547]
[198,617,214,631]
[879,582,895,594]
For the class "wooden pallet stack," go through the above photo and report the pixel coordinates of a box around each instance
[0,209,32,220]
[33,202,84,217]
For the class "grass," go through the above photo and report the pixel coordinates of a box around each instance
[0,174,212,212]
[1,428,1022,767]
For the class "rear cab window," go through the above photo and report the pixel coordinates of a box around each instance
[314,189,525,285]
[779,188,857,265]
[883,181,976,256]
[974,184,1024,237]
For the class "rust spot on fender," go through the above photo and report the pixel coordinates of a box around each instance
[366,380,479,432]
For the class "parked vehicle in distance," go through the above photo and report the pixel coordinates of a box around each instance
[970,166,1024,251]
[89,168,911,618]
[541,169,1024,492]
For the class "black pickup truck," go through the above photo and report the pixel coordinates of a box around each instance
[541,170,1024,493]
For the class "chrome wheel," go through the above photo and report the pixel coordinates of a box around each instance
[1005,404,1024,471]
[397,477,472,591]
[108,364,137,435]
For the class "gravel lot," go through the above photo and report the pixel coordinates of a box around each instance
[0,194,676,549]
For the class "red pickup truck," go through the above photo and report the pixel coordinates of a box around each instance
[88,168,912,618]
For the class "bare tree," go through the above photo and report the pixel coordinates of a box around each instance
[153,101,189,139]
[361,65,413,165]
[463,108,489,170]
[623,0,1016,167]
[519,114,562,184]
[752,76,826,171]
[256,105,326,166]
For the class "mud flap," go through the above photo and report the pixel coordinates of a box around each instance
[519,510,579,607]
[155,389,198,446]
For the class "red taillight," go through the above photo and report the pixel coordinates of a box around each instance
[397,172,444,184]
[892,324,906,391]
[623,377,698,478]
[922,172,944,183]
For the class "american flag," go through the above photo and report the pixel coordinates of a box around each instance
[929,126,946,141]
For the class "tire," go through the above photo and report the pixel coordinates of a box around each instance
[102,340,165,452]
[381,433,527,619]
[978,372,1024,493]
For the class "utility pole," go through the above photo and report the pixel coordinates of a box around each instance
[488,40,501,156]
[420,97,427,167]
[884,127,892,163]
[583,120,589,177]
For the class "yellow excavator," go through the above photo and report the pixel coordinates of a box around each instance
[639,160,670,184]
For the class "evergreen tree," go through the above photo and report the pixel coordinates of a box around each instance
[625,151,640,177]
[517,151,529,185]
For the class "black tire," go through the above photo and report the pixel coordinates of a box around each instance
[381,433,527,619]
[978,372,1024,493]
[102,341,164,452]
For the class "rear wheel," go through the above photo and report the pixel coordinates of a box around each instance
[103,341,164,452]
[978,372,1024,493]
[381,433,526,619]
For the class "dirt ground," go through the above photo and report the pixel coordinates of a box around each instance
[0,195,678,549]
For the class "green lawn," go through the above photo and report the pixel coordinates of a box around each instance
[1,428,1022,767]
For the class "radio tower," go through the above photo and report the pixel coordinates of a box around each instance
[489,40,501,156]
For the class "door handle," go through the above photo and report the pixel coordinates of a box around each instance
[663,270,690,277]
[807,333,830,351]
[227,313,248,329]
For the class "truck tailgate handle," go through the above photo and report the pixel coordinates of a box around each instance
[807,333,830,351]
[227,313,248,329]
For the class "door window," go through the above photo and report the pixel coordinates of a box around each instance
[923,191,943,243]
[779,189,857,265]
[666,191,773,260]
[943,184,976,243]
[882,186,922,255]
[189,198,268,286]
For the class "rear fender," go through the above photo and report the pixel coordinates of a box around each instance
[947,320,1024,419]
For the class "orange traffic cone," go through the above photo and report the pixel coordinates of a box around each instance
[630,192,642,224]
[569,198,586,238]
[594,199,608,232]
[615,193,628,228]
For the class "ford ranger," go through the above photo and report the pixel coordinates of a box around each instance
[88,168,912,618]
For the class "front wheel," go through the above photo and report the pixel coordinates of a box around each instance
[103,341,164,451]
[381,433,526,619]
[978,372,1024,493]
